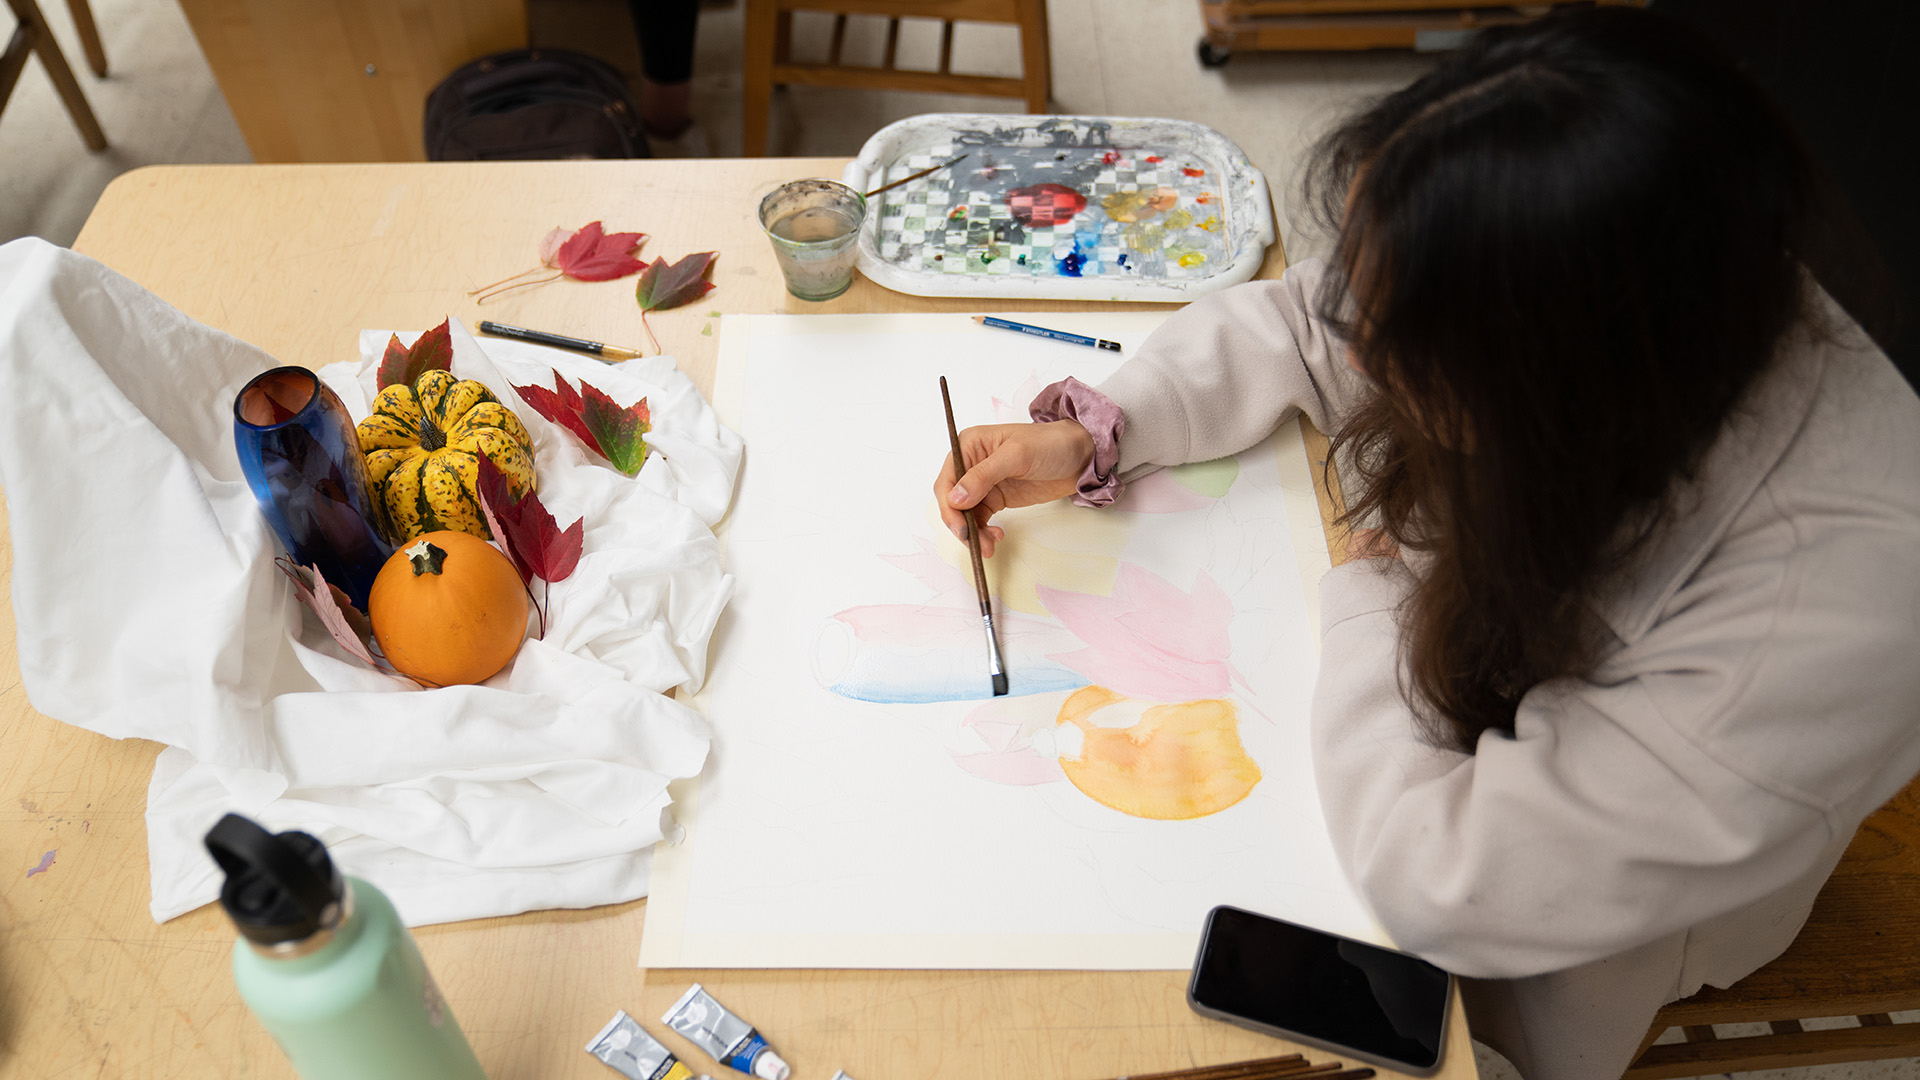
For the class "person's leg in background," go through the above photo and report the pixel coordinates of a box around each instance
[630,0,707,154]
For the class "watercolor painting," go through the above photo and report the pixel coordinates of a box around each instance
[640,314,1377,972]
[817,440,1267,822]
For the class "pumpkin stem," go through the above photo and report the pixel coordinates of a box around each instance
[417,414,447,452]
[405,539,447,576]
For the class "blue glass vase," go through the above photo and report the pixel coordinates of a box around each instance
[234,367,393,612]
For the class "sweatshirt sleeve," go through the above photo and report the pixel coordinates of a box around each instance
[1309,495,1920,978]
[1097,259,1370,473]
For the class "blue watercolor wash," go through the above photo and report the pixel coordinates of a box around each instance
[829,666,1088,704]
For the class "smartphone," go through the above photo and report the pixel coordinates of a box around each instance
[1187,905,1453,1075]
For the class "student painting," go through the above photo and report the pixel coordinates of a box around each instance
[932,9,1920,1078]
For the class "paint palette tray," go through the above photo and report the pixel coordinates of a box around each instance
[841,114,1276,302]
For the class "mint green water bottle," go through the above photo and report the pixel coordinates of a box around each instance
[205,814,489,1080]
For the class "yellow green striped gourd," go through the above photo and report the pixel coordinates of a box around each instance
[355,370,536,542]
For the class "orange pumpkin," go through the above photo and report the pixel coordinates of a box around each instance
[369,531,528,686]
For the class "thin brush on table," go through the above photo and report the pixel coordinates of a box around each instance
[1110,1055,1374,1080]
[940,375,1009,697]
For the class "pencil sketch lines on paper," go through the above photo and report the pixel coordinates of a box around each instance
[811,454,1263,821]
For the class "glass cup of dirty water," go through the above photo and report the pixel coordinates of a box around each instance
[758,179,867,302]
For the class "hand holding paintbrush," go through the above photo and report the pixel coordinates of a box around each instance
[935,417,1097,560]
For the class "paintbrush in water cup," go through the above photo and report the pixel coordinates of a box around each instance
[940,375,1009,697]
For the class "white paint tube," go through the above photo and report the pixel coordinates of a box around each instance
[661,984,791,1080]
[586,1010,708,1080]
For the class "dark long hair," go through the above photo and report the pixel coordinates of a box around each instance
[1310,8,1851,750]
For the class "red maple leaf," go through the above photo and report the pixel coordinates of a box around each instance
[276,557,394,675]
[551,221,649,281]
[472,222,650,302]
[376,319,453,390]
[508,368,652,477]
[475,454,583,636]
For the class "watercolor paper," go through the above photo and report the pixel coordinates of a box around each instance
[641,312,1380,970]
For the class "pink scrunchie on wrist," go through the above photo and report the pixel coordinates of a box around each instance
[1028,377,1126,507]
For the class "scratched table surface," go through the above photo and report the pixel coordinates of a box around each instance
[0,160,1472,1080]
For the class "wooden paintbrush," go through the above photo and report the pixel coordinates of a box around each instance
[865,154,969,199]
[940,375,1009,697]
[1109,1056,1372,1080]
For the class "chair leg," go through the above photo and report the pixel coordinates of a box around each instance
[1,23,31,100]
[64,0,102,75]
[741,0,777,156]
[1015,0,1050,113]
[6,0,106,150]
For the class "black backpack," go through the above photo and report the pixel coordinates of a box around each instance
[424,49,648,161]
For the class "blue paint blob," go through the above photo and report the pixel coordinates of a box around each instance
[1055,232,1097,278]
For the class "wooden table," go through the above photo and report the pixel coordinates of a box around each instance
[1,160,1471,1080]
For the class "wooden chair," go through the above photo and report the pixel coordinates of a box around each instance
[1623,776,1920,1078]
[1195,0,1645,67]
[741,0,1049,157]
[3,0,107,150]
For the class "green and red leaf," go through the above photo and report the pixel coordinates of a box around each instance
[508,368,652,477]
[580,381,652,476]
[376,319,453,390]
[636,252,718,313]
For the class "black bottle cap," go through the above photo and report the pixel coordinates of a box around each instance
[204,813,345,948]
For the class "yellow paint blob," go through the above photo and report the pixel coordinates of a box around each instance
[1101,186,1180,223]
[926,501,1131,615]
[1054,686,1262,820]
[1178,251,1208,268]
[1197,215,1221,232]
[1163,208,1194,230]
[1123,222,1167,254]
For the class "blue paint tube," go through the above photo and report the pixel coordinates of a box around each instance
[662,984,791,1080]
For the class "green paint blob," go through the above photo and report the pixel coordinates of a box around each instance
[1168,456,1238,496]
[701,323,713,336]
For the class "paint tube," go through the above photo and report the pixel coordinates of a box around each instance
[586,1010,707,1080]
[832,1072,856,1080]
[661,984,791,1080]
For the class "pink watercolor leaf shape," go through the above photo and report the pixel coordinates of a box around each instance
[878,536,970,598]
[950,702,1065,786]
[1037,563,1236,702]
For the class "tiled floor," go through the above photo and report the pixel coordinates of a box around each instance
[5,2,1919,1078]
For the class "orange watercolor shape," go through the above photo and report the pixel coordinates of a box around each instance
[1054,685,1263,820]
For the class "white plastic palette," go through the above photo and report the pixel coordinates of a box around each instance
[842,114,1277,303]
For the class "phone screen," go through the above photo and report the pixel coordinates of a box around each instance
[1188,905,1451,1071]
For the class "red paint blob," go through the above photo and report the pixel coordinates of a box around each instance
[1196,192,1214,205]
[1183,167,1206,178]
[1144,155,1163,163]
[1005,183,1088,228]
[1101,150,1121,165]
